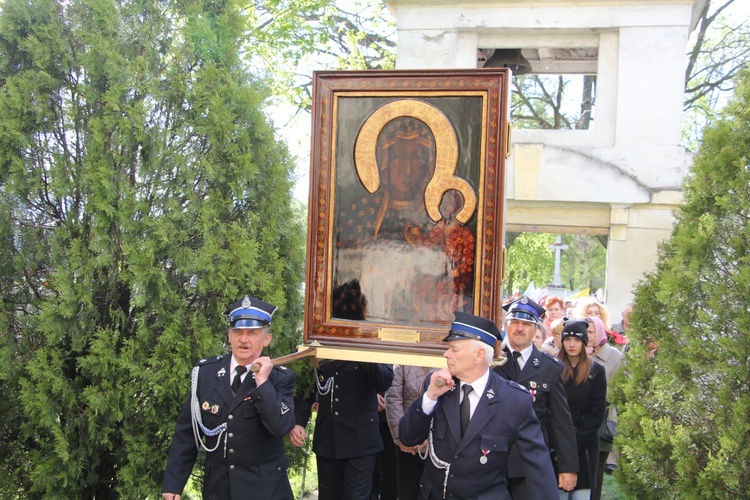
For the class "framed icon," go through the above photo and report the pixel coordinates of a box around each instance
[304,69,511,355]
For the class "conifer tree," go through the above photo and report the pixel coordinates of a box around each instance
[613,68,750,498]
[0,0,304,496]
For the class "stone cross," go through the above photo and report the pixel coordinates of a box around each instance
[548,235,569,286]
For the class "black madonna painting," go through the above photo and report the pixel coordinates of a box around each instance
[305,70,510,353]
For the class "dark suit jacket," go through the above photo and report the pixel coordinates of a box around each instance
[494,346,579,479]
[163,354,296,500]
[399,371,558,500]
[296,361,393,459]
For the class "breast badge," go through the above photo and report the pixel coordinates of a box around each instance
[201,401,220,414]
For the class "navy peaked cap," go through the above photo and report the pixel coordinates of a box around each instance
[224,295,277,328]
[443,311,500,347]
[503,295,545,324]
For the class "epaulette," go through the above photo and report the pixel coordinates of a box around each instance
[540,351,562,365]
[507,380,529,393]
[196,355,224,367]
[273,365,288,371]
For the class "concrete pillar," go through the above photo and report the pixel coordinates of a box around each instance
[384,0,700,313]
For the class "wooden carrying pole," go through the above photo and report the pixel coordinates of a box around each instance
[250,344,449,372]
[247,343,506,387]
[249,346,318,373]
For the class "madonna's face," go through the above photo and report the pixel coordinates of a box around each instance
[387,139,431,201]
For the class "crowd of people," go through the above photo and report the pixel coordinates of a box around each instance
[160,293,632,500]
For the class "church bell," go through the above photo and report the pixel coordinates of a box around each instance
[483,49,532,75]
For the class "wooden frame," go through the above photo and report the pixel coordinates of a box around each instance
[304,69,511,356]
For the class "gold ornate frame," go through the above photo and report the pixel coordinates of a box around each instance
[303,69,511,357]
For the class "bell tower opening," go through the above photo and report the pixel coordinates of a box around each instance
[479,47,598,130]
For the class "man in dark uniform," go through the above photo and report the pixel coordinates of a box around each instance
[399,311,558,499]
[290,361,394,500]
[289,279,394,500]
[162,295,296,500]
[495,296,579,498]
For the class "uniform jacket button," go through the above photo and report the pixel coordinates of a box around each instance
[229,465,235,470]
[228,415,233,420]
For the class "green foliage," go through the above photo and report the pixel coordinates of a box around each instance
[505,232,605,296]
[0,0,305,496]
[682,0,750,150]
[612,68,750,498]
[560,234,607,293]
[246,0,397,112]
[505,233,556,295]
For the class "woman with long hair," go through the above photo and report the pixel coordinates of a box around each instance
[557,320,607,500]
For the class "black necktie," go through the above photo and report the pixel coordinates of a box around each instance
[232,365,247,394]
[512,351,523,378]
[460,384,474,436]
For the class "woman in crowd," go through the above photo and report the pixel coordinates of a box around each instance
[572,297,612,331]
[544,296,566,330]
[540,317,565,357]
[557,320,607,500]
[533,321,548,349]
[588,317,624,500]
[384,364,431,499]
